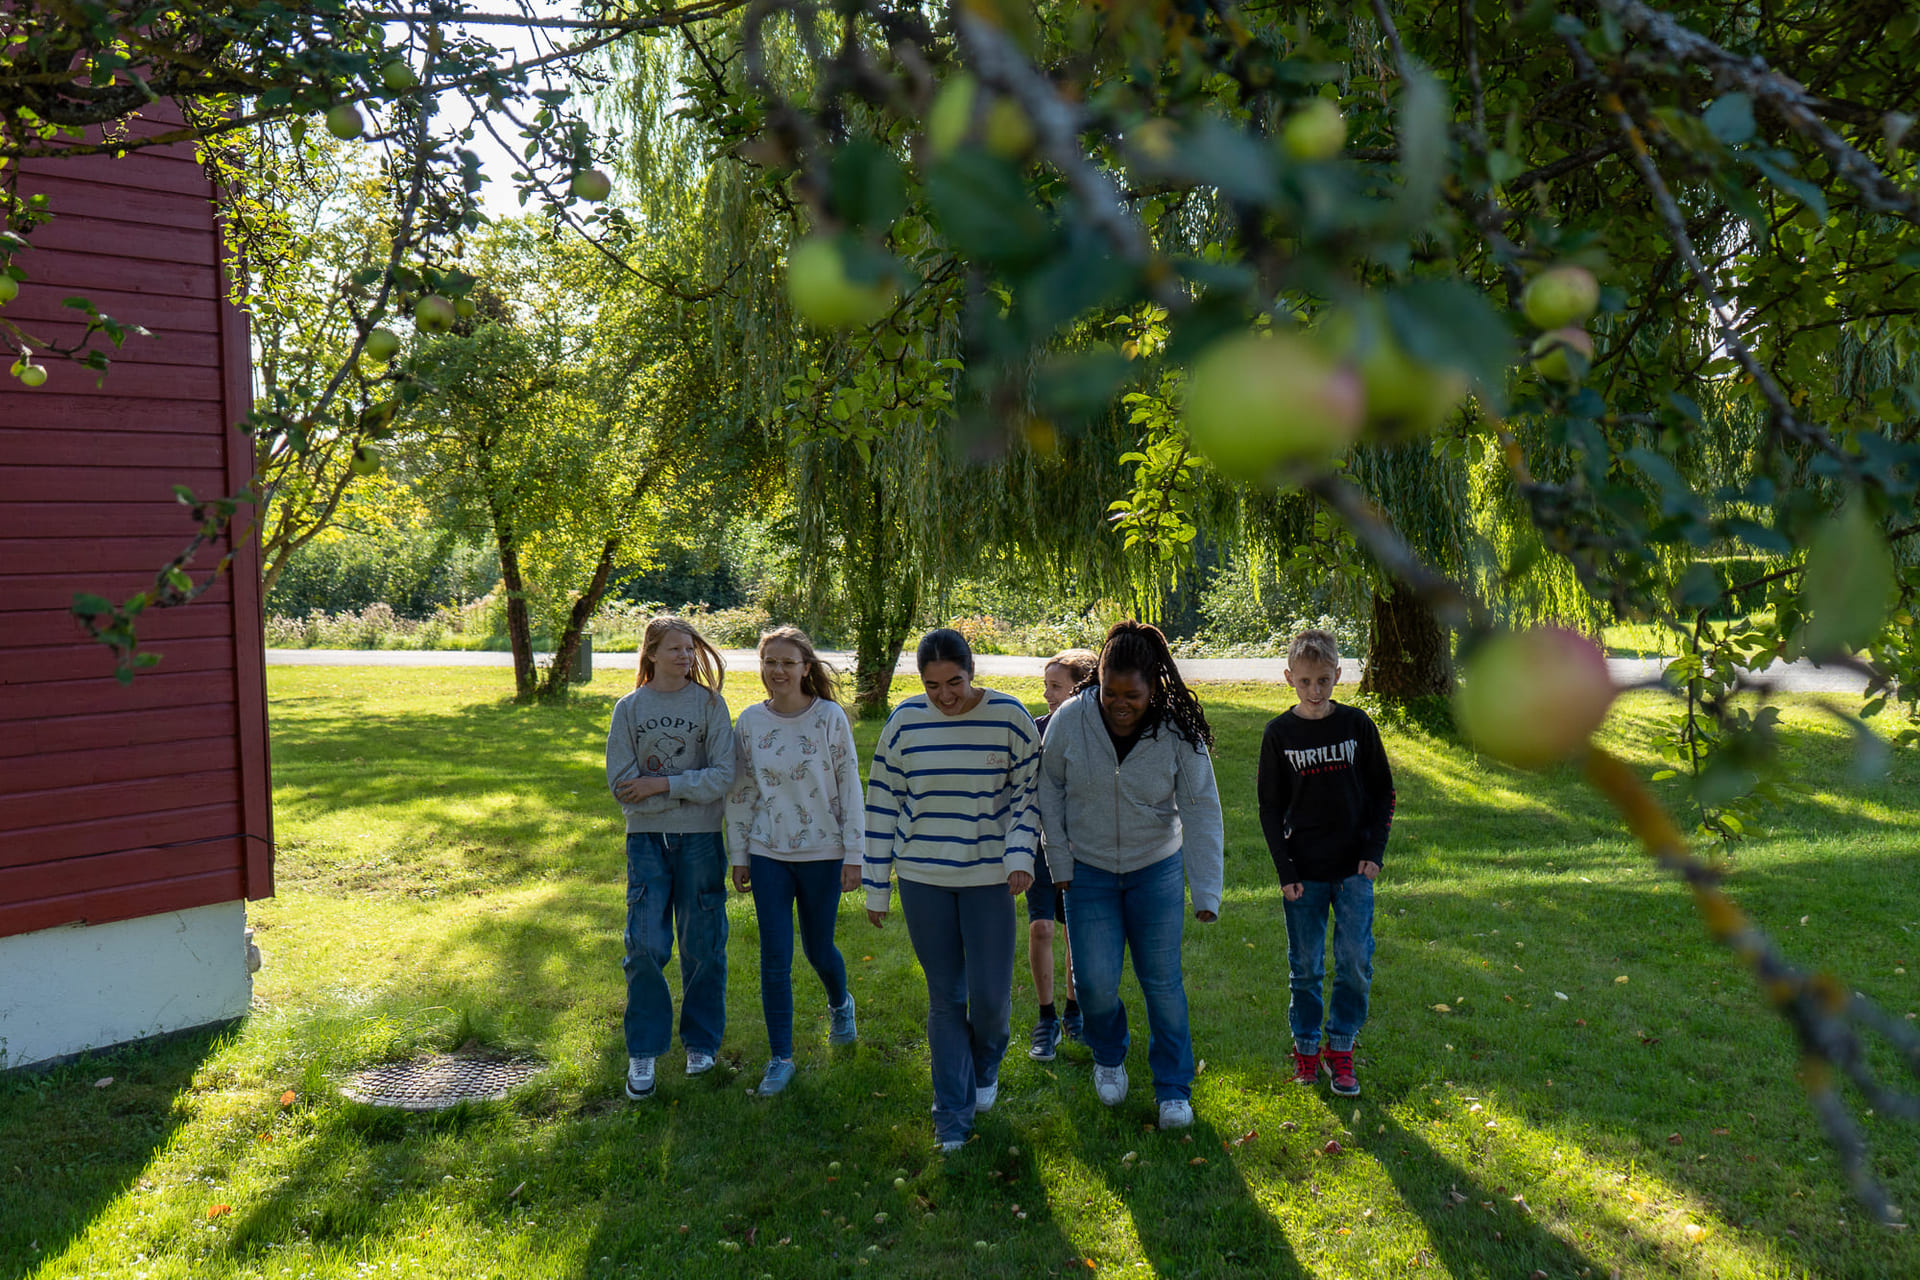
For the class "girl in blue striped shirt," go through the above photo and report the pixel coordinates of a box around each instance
[863,629,1040,1152]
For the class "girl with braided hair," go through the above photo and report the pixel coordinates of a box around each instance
[1037,620,1224,1130]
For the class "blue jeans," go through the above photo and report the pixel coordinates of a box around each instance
[1282,874,1376,1052]
[750,855,850,1058]
[1063,853,1194,1102]
[623,831,728,1059]
[897,877,1015,1145]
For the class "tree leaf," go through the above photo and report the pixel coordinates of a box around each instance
[924,152,1053,267]
[1702,93,1754,146]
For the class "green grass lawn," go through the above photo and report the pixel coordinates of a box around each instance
[5,667,1918,1279]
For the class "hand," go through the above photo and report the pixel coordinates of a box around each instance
[1194,909,1217,923]
[615,776,669,803]
[1054,880,1071,894]
[730,865,751,893]
[867,908,888,928]
[840,864,862,893]
[1007,870,1033,896]
[1282,882,1305,902]
[1358,861,1381,881]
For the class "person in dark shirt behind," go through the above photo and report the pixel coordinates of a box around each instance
[1256,628,1396,1098]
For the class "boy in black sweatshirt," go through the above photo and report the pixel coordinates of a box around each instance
[1256,629,1395,1097]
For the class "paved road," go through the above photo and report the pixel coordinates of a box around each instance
[264,648,1874,693]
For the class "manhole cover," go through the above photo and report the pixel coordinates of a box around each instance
[342,1053,543,1110]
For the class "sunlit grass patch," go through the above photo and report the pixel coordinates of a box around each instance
[3,667,1916,1279]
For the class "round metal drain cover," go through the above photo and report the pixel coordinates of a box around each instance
[342,1053,543,1110]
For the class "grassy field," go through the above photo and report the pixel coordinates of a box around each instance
[4,666,1918,1279]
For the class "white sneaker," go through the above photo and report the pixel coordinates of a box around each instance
[1158,1099,1194,1130]
[625,1056,656,1100]
[937,1139,965,1153]
[1093,1062,1128,1106]
[975,1082,998,1112]
[685,1050,716,1076]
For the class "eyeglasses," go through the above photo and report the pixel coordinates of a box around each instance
[761,659,805,670]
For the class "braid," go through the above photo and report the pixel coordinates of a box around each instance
[1097,620,1213,749]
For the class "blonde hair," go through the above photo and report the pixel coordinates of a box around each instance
[1045,648,1098,687]
[758,625,840,703]
[637,615,726,692]
[1287,629,1341,670]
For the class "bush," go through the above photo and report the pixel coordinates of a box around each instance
[267,528,497,619]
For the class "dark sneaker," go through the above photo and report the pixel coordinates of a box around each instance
[756,1057,796,1096]
[1062,1009,1084,1045]
[1290,1049,1321,1086]
[828,992,858,1045]
[1325,1048,1360,1097]
[1028,1015,1062,1061]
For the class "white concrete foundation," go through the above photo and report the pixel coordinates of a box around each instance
[0,900,252,1071]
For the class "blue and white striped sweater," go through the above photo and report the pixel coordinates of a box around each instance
[863,691,1040,911]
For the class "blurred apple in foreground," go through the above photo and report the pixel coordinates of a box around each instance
[1454,627,1616,768]
[1184,333,1362,482]
[786,238,895,329]
[1282,99,1346,161]
[1531,326,1594,383]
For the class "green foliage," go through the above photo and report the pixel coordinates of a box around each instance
[267,526,496,619]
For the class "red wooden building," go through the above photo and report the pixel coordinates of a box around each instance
[0,107,272,1069]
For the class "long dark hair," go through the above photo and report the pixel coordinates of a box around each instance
[1097,619,1213,749]
[759,625,839,703]
[915,627,974,675]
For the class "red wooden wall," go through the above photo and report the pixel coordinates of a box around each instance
[0,107,273,938]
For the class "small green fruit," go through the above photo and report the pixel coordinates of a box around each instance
[1282,98,1346,162]
[17,362,48,387]
[983,97,1036,159]
[348,445,382,476]
[1183,333,1363,482]
[454,298,476,318]
[0,275,19,305]
[363,328,400,362]
[1324,311,1470,439]
[379,60,418,92]
[1454,628,1616,769]
[571,168,612,202]
[414,295,457,334]
[325,103,364,141]
[893,1177,907,1189]
[786,238,894,329]
[927,75,978,157]
[828,1161,842,1173]
[1530,326,1594,383]
[1522,265,1600,330]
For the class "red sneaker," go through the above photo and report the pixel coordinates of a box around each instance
[1325,1048,1360,1096]
[1290,1049,1321,1085]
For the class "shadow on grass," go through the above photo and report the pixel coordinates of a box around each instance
[1353,1096,1606,1277]
[1100,1111,1314,1279]
[0,1026,225,1280]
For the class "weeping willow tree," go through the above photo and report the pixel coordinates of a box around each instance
[603,21,1143,714]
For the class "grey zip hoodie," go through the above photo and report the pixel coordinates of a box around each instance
[1037,687,1225,917]
[606,681,736,833]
